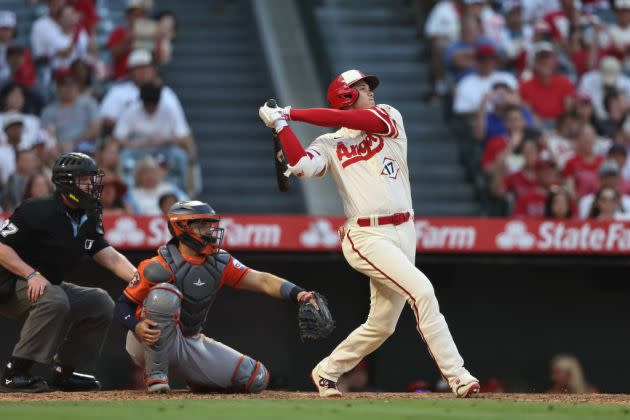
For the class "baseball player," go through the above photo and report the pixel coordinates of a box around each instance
[115,200,323,393]
[258,69,479,398]
[0,153,136,393]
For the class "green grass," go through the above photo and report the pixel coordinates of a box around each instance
[2,399,630,420]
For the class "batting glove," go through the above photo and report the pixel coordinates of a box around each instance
[259,103,291,131]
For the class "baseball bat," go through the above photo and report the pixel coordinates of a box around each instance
[266,99,290,193]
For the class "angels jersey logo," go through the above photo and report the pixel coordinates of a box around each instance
[336,133,384,168]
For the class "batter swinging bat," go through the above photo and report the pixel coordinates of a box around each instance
[266,99,290,192]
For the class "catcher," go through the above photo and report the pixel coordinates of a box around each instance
[114,200,333,393]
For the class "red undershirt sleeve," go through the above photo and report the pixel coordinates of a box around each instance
[277,126,307,166]
[289,108,389,134]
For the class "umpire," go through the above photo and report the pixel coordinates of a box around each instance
[0,152,136,393]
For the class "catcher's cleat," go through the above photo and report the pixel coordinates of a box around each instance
[311,366,342,398]
[146,372,170,394]
[451,374,480,398]
[0,372,48,393]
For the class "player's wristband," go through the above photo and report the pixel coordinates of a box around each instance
[25,271,40,281]
[280,281,305,302]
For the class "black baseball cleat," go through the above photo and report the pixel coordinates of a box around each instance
[49,370,101,392]
[0,372,49,393]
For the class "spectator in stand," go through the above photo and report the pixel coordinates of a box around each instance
[520,42,576,125]
[49,4,89,72]
[0,11,37,89]
[563,123,605,198]
[444,15,495,84]
[453,43,518,115]
[474,82,535,142]
[70,58,96,102]
[606,0,630,70]
[543,0,582,48]
[578,56,630,120]
[498,0,533,75]
[99,48,187,133]
[0,83,50,150]
[3,148,39,211]
[513,157,559,217]
[158,192,178,214]
[607,144,630,188]
[100,174,128,213]
[598,89,629,138]
[548,354,598,394]
[504,137,540,201]
[22,171,54,201]
[73,0,99,36]
[544,186,574,218]
[578,160,630,218]
[544,112,580,170]
[573,93,607,140]
[40,71,99,153]
[30,0,66,62]
[106,0,170,81]
[588,185,625,219]
[113,83,191,188]
[95,138,122,176]
[126,155,186,215]
[0,113,24,187]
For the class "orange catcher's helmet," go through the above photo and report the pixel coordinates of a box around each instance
[326,69,379,109]
[167,200,224,255]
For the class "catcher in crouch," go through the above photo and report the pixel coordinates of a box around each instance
[115,200,332,393]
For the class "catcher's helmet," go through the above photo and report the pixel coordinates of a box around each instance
[52,152,104,210]
[326,69,379,109]
[167,200,224,255]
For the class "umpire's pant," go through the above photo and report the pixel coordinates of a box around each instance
[0,280,114,372]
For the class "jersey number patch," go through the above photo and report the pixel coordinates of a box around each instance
[0,220,18,238]
[381,157,400,180]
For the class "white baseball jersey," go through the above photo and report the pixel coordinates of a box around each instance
[305,104,412,219]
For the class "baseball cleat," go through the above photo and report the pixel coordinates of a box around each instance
[0,373,49,393]
[49,368,101,392]
[311,366,342,398]
[145,372,170,394]
[451,374,480,398]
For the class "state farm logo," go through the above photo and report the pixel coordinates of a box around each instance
[336,133,384,168]
[106,217,145,246]
[415,220,476,249]
[300,219,339,248]
[496,221,536,250]
[221,218,281,247]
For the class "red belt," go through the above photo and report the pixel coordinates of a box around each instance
[357,212,412,227]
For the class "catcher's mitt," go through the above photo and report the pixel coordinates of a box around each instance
[298,292,335,342]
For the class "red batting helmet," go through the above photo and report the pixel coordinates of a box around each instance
[326,69,379,109]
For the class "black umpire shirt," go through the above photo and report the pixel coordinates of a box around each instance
[0,192,109,301]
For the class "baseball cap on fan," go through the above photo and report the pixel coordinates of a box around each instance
[3,112,23,130]
[615,0,630,9]
[502,0,521,13]
[0,11,16,28]
[601,56,621,86]
[533,41,554,57]
[599,160,621,177]
[127,48,153,69]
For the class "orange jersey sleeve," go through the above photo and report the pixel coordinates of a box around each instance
[123,256,174,304]
[220,256,251,289]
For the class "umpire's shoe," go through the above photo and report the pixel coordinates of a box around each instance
[49,366,101,392]
[0,372,49,393]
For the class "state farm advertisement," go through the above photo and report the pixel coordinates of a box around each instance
[3,212,630,254]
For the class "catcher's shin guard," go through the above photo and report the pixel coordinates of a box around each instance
[142,283,182,391]
[230,356,269,393]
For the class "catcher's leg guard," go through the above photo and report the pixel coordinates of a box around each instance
[142,283,182,393]
[230,356,269,393]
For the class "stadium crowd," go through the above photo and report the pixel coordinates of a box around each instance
[425,0,630,219]
[0,0,192,216]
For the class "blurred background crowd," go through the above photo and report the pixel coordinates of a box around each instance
[0,0,191,216]
[424,0,630,220]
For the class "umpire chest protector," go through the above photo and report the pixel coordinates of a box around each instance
[158,242,228,336]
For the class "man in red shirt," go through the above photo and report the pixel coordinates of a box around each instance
[562,123,605,198]
[520,42,575,123]
[513,158,559,218]
[106,0,150,80]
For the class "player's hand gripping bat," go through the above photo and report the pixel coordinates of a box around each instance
[266,99,290,192]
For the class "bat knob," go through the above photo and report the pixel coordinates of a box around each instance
[266,99,277,108]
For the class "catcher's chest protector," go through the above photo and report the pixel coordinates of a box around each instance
[158,243,228,336]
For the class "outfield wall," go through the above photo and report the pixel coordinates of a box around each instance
[0,251,627,393]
